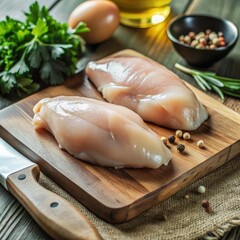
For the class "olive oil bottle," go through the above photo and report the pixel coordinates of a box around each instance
[111,0,172,28]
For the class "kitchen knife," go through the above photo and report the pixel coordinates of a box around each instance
[0,137,101,240]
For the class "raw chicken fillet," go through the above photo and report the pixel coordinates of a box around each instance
[33,96,172,169]
[85,52,208,130]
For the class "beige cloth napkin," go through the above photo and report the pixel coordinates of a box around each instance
[40,155,240,240]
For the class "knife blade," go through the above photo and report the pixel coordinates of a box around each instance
[0,137,101,240]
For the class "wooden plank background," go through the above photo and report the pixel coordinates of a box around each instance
[0,0,239,239]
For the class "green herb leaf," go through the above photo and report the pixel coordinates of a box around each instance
[0,72,16,94]
[28,43,42,68]
[25,2,49,25]
[195,74,212,90]
[71,22,90,34]
[9,54,29,74]
[210,84,225,101]
[193,74,207,91]
[40,60,67,85]
[17,78,40,94]
[222,89,240,98]
[202,75,224,87]
[32,18,48,38]
[175,63,240,100]
[51,46,65,59]
[18,77,34,86]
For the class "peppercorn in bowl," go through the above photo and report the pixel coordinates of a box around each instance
[167,14,238,67]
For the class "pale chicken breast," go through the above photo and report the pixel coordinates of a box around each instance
[85,53,208,130]
[33,96,172,169]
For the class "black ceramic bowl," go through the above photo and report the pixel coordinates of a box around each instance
[167,14,238,67]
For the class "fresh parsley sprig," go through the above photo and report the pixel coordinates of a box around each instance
[0,2,89,96]
[175,63,240,101]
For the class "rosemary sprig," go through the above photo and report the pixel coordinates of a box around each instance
[175,63,240,101]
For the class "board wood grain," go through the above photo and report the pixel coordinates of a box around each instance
[0,50,239,223]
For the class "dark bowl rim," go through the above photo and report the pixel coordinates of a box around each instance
[167,14,239,52]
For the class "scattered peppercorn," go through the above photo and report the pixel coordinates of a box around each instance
[177,144,185,152]
[168,135,176,143]
[201,200,214,214]
[201,199,210,208]
[183,132,191,140]
[197,140,205,148]
[178,29,226,49]
[184,194,190,199]
[161,136,168,145]
[197,185,206,194]
[175,130,183,138]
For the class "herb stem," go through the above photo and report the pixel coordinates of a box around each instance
[175,63,197,75]
[175,63,240,100]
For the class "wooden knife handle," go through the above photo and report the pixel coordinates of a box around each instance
[6,164,101,240]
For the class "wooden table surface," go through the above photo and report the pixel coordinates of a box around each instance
[0,0,239,239]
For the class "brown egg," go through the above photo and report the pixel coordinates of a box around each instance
[68,0,120,44]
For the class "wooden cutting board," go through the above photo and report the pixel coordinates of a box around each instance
[0,49,239,223]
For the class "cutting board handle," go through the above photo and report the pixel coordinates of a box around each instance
[6,164,101,240]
